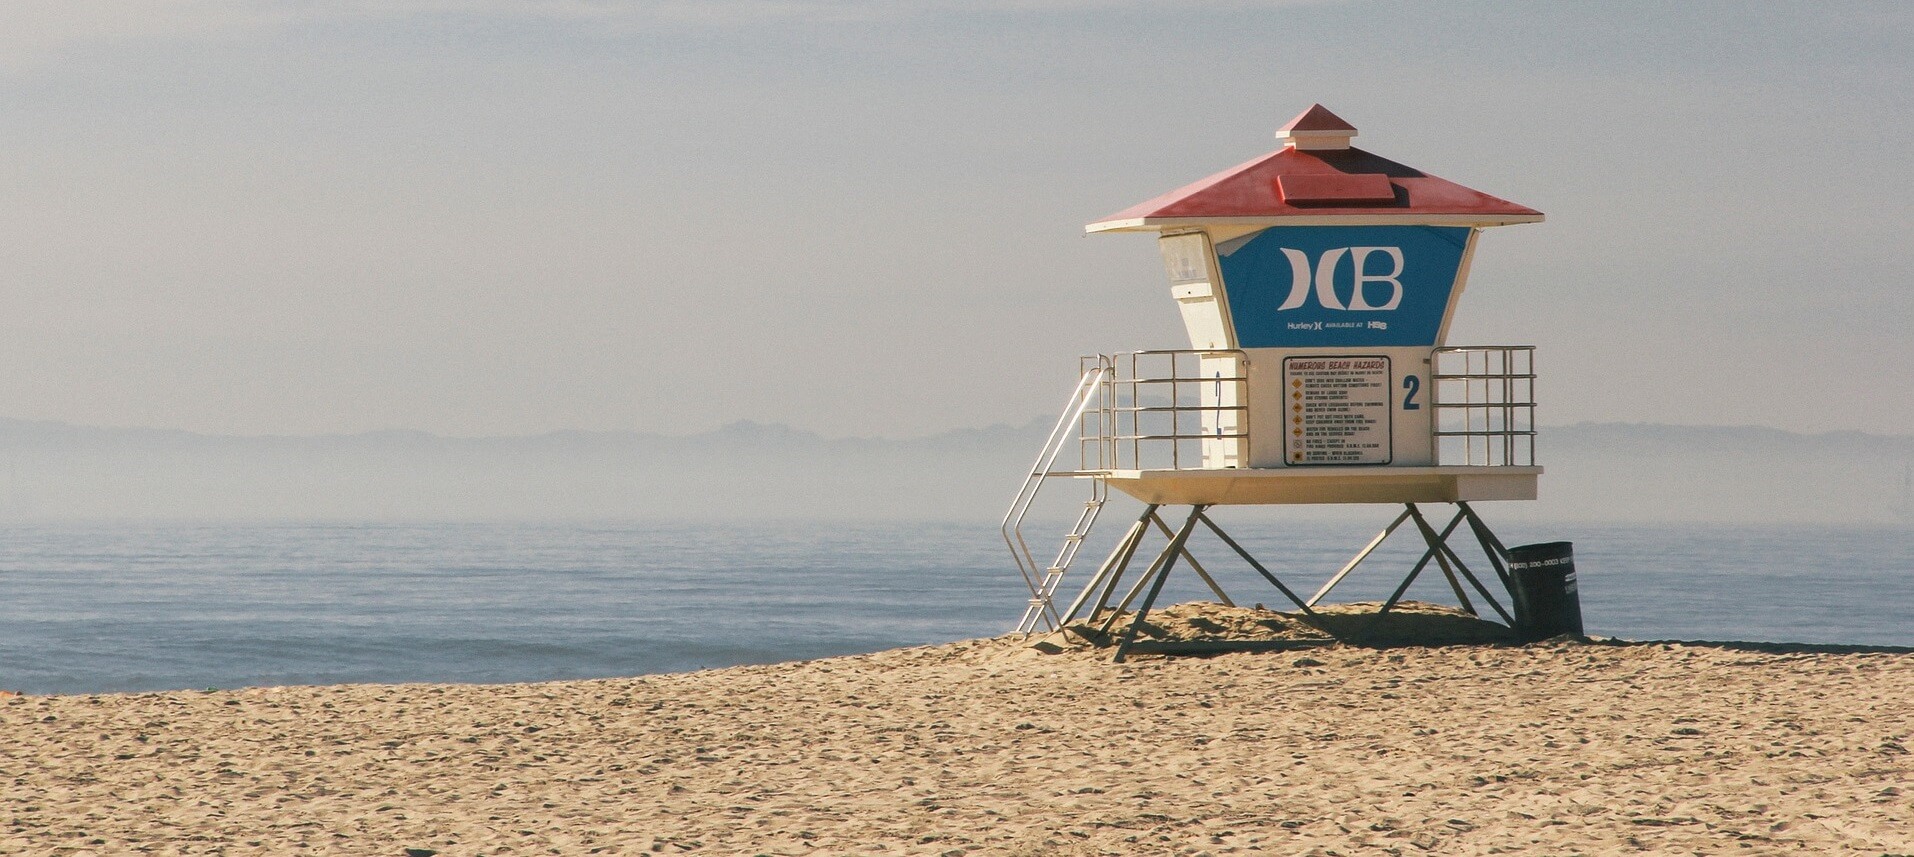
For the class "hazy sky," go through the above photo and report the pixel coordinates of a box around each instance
[4,1,1911,439]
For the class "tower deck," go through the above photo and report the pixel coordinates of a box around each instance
[1087,465,1540,506]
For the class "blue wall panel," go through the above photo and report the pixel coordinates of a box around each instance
[1216,225,1471,347]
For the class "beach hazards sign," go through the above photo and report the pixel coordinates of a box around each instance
[1283,355,1392,465]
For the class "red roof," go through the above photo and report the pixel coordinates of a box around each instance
[1279,103,1357,133]
[1088,107,1542,232]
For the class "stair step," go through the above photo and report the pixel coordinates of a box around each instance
[1003,364,1109,636]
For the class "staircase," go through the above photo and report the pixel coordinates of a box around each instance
[1002,363,1109,634]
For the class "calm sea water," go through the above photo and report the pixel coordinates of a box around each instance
[1,516,1909,695]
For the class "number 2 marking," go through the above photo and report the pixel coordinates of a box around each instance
[1402,375,1421,410]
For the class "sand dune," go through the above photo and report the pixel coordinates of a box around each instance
[3,602,1909,855]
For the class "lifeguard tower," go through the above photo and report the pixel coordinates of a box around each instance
[1004,105,1548,658]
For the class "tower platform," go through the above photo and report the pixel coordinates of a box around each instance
[1090,465,1540,506]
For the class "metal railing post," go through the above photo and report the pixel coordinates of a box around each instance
[1431,345,1537,467]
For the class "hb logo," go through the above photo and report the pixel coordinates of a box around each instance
[1276,247,1405,312]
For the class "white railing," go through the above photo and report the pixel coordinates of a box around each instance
[1002,365,1110,633]
[1431,346,1537,467]
[1078,350,1250,472]
[1059,346,1536,473]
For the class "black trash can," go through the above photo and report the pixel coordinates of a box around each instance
[1507,541,1583,642]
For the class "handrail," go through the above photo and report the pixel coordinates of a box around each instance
[1431,346,1537,467]
[1084,349,1251,472]
[1001,364,1108,631]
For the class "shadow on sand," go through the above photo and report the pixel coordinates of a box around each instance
[1032,600,1914,657]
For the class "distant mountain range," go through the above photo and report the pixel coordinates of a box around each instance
[1508,422,1913,527]
[0,418,1908,525]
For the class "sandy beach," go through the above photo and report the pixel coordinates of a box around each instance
[3,602,1910,856]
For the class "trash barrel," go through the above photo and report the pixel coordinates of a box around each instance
[1506,541,1583,641]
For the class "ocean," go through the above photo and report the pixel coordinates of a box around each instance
[2,515,1909,695]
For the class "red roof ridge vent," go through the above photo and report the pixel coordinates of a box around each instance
[1277,103,1357,151]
